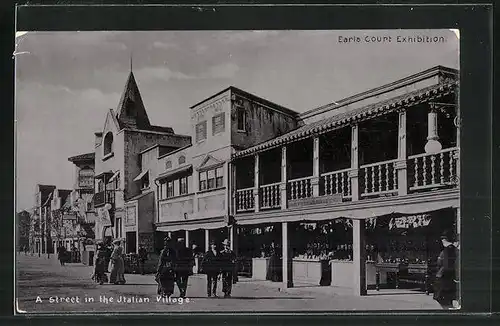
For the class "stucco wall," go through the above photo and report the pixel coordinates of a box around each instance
[230,92,299,150]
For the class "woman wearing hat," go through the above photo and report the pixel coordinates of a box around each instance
[433,230,458,309]
[156,236,177,298]
[92,242,108,285]
[109,239,126,285]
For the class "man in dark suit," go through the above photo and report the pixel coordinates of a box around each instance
[219,239,236,298]
[174,238,193,298]
[202,240,220,297]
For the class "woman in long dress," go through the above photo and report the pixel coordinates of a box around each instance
[109,239,126,285]
[156,237,177,298]
[92,243,108,285]
[433,231,458,309]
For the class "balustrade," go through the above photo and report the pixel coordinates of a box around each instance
[288,176,313,200]
[320,168,352,198]
[260,182,281,209]
[360,159,398,197]
[236,187,255,212]
[234,148,459,214]
[408,147,459,191]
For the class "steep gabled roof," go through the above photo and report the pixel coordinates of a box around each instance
[116,71,151,130]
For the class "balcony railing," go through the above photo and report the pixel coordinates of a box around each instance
[93,190,115,208]
[288,176,313,200]
[408,147,459,191]
[320,168,352,199]
[234,147,459,214]
[236,187,255,212]
[260,182,281,210]
[360,159,399,197]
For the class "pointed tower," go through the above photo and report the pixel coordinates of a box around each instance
[116,69,152,130]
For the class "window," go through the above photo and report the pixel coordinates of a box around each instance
[141,172,150,189]
[179,176,188,195]
[199,171,207,191]
[103,132,114,156]
[212,113,225,135]
[178,156,186,165]
[165,161,172,170]
[160,182,167,199]
[115,218,122,239]
[237,107,246,131]
[167,181,174,198]
[216,167,224,188]
[195,121,207,142]
[199,166,224,191]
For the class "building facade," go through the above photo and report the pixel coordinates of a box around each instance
[92,70,191,252]
[149,65,459,296]
[30,184,56,255]
[148,86,300,252]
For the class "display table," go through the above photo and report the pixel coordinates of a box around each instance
[330,260,387,288]
[292,258,331,285]
[252,257,270,280]
[375,263,431,294]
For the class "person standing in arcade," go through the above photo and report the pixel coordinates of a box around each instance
[433,230,459,309]
[219,239,237,298]
[174,238,194,298]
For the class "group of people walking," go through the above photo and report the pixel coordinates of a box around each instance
[92,239,126,285]
[156,236,237,299]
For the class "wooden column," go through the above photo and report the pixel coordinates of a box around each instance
[396,109,408,195]
[353,219,367,296]
[205,229,209,252]
[349,124,360,201]
[281,222,293,288]
[229,225,238,257]
[254,154,260,212]
[230,162,237,216]
[455,208,461,307]
[280,146,288,210]
[312,137,320,197]
[193,169,199,213]
[185,230,190,248]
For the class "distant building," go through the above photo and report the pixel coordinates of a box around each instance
[31,184,56,255]
[17,210,31,251]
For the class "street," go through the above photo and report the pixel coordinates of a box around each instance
[16,254,442,313]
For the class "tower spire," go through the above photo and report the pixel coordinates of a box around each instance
[130,51,133,72]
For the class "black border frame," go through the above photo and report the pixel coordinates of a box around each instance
[1,1,495,324]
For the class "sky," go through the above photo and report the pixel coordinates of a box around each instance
[15,29,459,212]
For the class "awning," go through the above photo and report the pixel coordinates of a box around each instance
[156,217,226,232]
[133,170,149,182]
[156,164,193,182]
[108,171,120,183]
[94,171,113,180]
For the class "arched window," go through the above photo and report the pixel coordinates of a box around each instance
[165,160,172,170]
[103,132,113,156]
[178,155,186,165]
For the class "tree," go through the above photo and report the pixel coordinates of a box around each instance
[17,210,31,251]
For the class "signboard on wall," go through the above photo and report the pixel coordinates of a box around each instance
[125,206,136,226]
[388,214,431,230]
[79,168,94,188]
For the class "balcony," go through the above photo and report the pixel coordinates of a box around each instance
[235,147,459,214]
[93,190,115,208]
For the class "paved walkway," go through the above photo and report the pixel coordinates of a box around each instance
[16,254,442,313]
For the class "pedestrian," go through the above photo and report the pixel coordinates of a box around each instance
[109,239,126,285]
[201,240,220,298]
[266,242,282,282]
[57,245,66,266]
[433,230,458,309]
[155,236,177,299]
[219,239,236,298]
[138,244,148,275]
[92,243,108,285]
[174,238,193,298]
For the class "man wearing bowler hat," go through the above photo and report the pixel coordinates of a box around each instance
[174,237,193,298]
[201,240,220,297]
[219,239,236,298]
[433,230,458,309]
